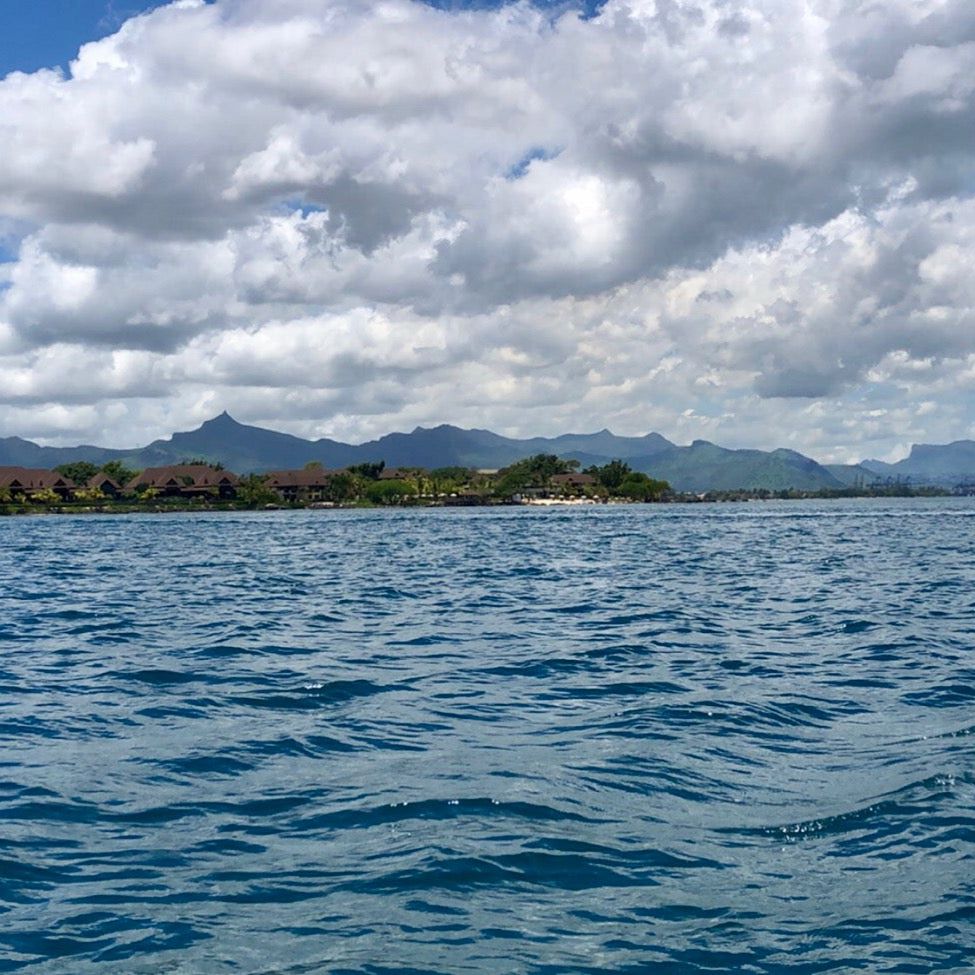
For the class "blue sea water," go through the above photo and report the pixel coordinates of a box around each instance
[1,499,974,974]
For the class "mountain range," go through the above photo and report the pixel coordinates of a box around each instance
[1,412,973,491]
[860,441,975,487]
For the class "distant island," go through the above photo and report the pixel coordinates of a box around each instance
[1,413,974,506]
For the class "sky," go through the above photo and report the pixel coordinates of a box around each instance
[0,0,973,461]
[0,2,165,75]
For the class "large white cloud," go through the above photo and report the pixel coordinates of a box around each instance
[0,0,973,460]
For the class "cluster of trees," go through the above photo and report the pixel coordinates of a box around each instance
[494,454,579,496]
[583,460,671,501]
[488,455,670,501]
[262,455,672,505]
[54,460,138,487]
[305,461,499,504]
[0,486,59,505]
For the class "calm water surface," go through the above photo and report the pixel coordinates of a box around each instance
[1,500,974,973]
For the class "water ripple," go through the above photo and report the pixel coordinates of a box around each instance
[1,499,973,973]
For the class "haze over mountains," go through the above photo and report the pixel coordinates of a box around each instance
[1,413,973,492]
[861,442,975,486]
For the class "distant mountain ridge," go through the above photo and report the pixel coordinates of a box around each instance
[2,412,973,491]
[862,440,975,487]
[0,413,680,478]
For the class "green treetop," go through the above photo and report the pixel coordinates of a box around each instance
[54,461,99,484]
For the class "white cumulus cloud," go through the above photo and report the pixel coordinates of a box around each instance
[0,0,973,458]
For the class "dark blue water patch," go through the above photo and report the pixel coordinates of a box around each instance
[0,796,102,825]
[154,753,258,778]
[340,850,651,894]
[902,681,975,708]
[0,499,973,973]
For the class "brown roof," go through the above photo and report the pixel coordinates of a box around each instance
[126,465,239,491]
[0,467,75,490]
[264,469,337,488]
[86,474,121,490]
[379,467,420,480]
[551,473,596,486]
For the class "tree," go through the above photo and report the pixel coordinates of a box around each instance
[429,466,472,498]
[304,460,324,470]
[73,487,107,503]
[31,488,61,504]
[347,461,385,480]
[54,461,99,484]
[494,453,578,497]
[365,479,415,504]
[618,473,671,501]
[324,472,360,502]
[237,474,279,506]
[100,461,138,487]
[585,459,632,492]
[430,466,473,482]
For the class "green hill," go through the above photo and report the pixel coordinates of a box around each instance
[628,441,844,492]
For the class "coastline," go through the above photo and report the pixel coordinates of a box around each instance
[0,484,957,518]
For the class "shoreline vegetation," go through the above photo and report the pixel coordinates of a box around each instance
[0,454,955,517]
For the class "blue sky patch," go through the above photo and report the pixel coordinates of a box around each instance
[506,147,562,180]
[0,1,166,76]
[276,198,328,219]
[0,1,604,78]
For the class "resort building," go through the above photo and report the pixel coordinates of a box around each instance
[263,469,336,502]
[0,467,76,499]
[85,474,122,498]
[550,472,597,493]
[125,465,239,498]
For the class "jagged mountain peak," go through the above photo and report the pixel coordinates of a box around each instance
[5,416,972,490]
[195,411,246,430]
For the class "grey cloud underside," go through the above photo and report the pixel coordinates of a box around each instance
[0,0,973,454]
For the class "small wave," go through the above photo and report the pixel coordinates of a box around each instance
[837,618,878,634]
[288,797,605,835]
[739,773,974,840]
[541,679,689,700]
[340,852,623,894]
[475,657,593,679]
[230,679,400,711]
[116,668,198,686]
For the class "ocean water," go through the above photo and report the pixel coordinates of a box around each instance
[1,499,974,974]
